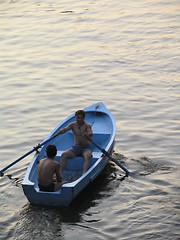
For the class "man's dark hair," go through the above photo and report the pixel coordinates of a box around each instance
[75,110,85,118]
[46,144,57,158]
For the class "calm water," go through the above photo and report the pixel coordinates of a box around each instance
[0,0,180,239]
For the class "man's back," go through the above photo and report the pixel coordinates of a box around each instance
[38,158,59,186]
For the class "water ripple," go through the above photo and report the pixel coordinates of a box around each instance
[0,0,180,239]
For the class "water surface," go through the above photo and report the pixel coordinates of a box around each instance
[0,0,180,239]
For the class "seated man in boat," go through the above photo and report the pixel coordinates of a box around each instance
[57,110,93,178]
[38,144,66,192]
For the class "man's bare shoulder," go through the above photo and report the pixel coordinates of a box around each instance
[40,158,58,165]
[67,122,76,129]
[39,158,46,164]
[46,159,60,170]
[50,159,60,166]
[70,121,77,128]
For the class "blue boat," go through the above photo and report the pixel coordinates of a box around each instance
[22,102,116,206]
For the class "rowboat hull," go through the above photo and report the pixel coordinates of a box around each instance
[22,102,116,206]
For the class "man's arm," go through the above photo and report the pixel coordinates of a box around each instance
[83,124,93,138]
[58,123,73,135]
[55,163,62,182]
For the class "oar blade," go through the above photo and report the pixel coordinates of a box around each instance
[109,156,130,176]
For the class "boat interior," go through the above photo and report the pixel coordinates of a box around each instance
[28,110,114,186]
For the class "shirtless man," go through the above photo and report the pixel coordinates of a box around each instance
[57,110,93,177]
[38,144,66,192]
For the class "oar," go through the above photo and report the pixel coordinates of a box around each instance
[89,138,130,177]
[0,134,58,177]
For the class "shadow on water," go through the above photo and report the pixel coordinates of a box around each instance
[13,153,126,240]
[7,151,174,240]
[5,151,176,240]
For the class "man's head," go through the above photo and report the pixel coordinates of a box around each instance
[75,110,85,118]
[75,110,85,125]
[46,144,57,158]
